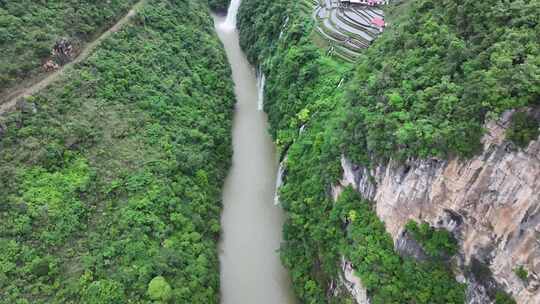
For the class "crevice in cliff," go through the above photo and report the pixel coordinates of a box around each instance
[338,112,540,303]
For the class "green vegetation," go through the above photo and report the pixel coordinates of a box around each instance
[208,0,231,12]
[147,276,172,302]
[238,2,465,302]
[3,0,533,302]
[466,259,517,304]
[405,220,458,259]
[514,265,528,281]
[83,280,125,304]
[238,0,351,155]
[342,0,540,163]
[0,0,138,93]
[335,188,464,303]
[238,0,534,303]
[0,1,234,303]
[495,290,517,304]
[506,111,540,148]
[468,258,494,285]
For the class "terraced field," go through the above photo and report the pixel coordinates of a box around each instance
[313,0,385,61]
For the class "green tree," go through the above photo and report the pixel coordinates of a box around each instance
[514,266,528,281]
[495,290,516,304]
[507,112,540,148]
[147,276,172,302]
[83,280,125,304]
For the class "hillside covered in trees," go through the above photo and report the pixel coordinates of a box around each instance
[342,0,540,163]
[238,0,538,303]
[1,0,538,302]
[0,0,139,94]
[0,0,234,303]
[208,0,231,12]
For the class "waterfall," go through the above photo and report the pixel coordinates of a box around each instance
[215,0,297,301]
[278,16,289,40]
[223,0,242,30]
[257,70,266,111]
[337,77,344,88]
[274,159,285,205]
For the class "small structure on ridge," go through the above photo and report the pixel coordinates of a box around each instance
[340,0,389,6]
[313,0,390,61]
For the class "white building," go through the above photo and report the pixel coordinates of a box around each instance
[339,0,389,6]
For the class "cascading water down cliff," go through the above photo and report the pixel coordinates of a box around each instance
[213,1,297,303]
[223,0,241,29]
[257,70,265,111]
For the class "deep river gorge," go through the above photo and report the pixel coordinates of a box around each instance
[214,1,297,303]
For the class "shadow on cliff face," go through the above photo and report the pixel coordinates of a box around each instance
[466,257,515,303]
[395,230,430,262]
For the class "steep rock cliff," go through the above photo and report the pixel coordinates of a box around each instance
[340,257,370,304]
[334,111,540,303]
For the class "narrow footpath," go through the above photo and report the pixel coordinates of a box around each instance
[0,0,145,116]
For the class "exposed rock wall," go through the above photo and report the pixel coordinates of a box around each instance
[335,111,540,303]
[340,257,370,304]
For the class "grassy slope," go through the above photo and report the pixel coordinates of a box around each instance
[0,1,234,303]
[0,0,138,94]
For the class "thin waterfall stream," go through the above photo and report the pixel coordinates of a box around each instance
[257,71,266,111]
[213,1,297,303]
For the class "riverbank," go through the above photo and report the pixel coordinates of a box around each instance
[237,0,465,303]
[0,0,146,116]
[213,1,297,302]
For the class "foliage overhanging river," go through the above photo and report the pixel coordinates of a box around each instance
[214,1,297,303]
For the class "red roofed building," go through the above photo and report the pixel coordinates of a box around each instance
[371,17,385,28]
[371,17,386,33]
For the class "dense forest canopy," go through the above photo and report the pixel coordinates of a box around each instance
[0,0,234,303]
[0,0,537,302]
[208,0,231,13]
[0,0,139,94]
[343,0,540,163]
[237,0,463,303]
[239,0,538,303]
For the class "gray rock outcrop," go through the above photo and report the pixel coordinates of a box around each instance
[334,111,540,303]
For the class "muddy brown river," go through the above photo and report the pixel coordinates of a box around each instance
[213,1,297,303]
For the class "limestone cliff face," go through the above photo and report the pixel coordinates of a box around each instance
[334,111,540,303]
[340,257,370,304]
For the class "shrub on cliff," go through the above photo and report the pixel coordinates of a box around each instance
[495,290,517,304]
[514,265,528,281]
[405,220,458,259]
[506,111,540,148]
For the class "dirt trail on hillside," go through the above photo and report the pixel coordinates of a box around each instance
[0,0,145,116]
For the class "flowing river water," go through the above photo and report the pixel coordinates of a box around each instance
[213,1,297,303]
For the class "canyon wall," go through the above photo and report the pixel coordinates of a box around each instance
[334,111,540,303]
